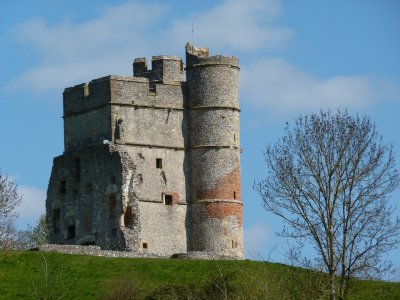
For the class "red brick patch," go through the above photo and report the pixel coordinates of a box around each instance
[196,165,242,201]
[205,202,243,226]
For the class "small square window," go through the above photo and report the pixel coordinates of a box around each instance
[142,242,148,249]
[156,158,162,169]
[165,195,173,205]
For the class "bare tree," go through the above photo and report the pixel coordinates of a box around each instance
[254,110,400,299]
[0,170,22,249]
[16,213,49,250]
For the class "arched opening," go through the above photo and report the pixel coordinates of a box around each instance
[124,205,134,228]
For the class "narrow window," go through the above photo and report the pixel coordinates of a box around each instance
[75,158,81,182]
[156,158,162,169]
[59,180,66,194]
[233,134,236,142]
[137,174,143,184]
[233,191,236,199]
[108,196,116,220]
[67,225,75,239]
[165,195,173,205]
[86,182,93,192]
[53,209,61,233]
[232,240,238,249]
[142,242,148,249]
[124,205,134,227]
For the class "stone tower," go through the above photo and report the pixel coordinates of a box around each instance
[186,44,242,257]
[45,44,243,258]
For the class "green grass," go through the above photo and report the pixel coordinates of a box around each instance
[0,251,399,299]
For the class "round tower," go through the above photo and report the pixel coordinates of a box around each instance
[186,43,243,258]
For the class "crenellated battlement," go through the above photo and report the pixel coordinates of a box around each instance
[133,55,184,83]
[185,43,239,69]
[63,76,149,116]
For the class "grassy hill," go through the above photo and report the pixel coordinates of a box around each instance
[0,251,399,299]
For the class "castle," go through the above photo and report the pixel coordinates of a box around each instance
[45,44,243,258]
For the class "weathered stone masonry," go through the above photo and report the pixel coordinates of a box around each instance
[46,44,243,258]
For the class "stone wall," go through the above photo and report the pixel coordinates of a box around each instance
[46,144,127,250]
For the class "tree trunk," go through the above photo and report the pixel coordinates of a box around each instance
[329,273,336,300]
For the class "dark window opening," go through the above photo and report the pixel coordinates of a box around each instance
[111,175,116,184]
[108,196,116,220]
[81,241,96,246]
[137,174,143,184]
[232,240,238,249]
[156,158,162,169]
[67,225,75,239]
[234,134,236,142]
[86,182,93,192]
[59,180,66,194]
[53,209,61,233]
[233,191,236,199]
[124,205,134,227]
[142,243,148,249]
[75,158,81,182]
[165,194,173,205]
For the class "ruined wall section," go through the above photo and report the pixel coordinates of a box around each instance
[117,145,188,256]
[46,144,137,250]
[186,43,243,258]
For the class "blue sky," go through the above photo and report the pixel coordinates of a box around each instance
[1,0,399,273]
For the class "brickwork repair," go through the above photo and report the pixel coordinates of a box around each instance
[46,43,243,258]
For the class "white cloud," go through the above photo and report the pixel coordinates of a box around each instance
[16,186,46,230]
[7,0,291,93]
[12,2,167,63]
[9,1,168,92]
[241,57,400,116]
[166,0,292,52]
[7,0,398,113]
[244,221,272,259]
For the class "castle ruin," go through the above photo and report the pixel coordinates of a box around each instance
[45,44,243,258]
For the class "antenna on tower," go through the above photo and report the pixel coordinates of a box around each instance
[191,21,194,50]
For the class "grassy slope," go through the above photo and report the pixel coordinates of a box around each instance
[0,251,399,299]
